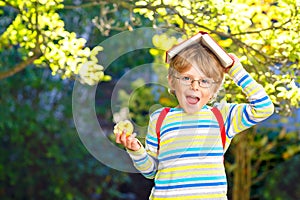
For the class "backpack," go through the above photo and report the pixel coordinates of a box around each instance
[155,107,226,155]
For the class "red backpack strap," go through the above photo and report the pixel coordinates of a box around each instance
[211,107,226,150]
[156,107,170,154]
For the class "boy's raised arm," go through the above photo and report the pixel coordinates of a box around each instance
[219,54,275,137]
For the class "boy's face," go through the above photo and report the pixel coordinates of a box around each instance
[169,65,213,114]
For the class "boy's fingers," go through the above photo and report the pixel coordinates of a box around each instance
[120,131,127,145]
[115,133,121,143]
[126,137,133,149]
[124,132,137,149]
[228,53,239,62]
[127,137,139,151]
[131,132,137,138]
[115,130,140,150]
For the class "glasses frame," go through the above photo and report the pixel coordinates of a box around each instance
[173,75,218,88]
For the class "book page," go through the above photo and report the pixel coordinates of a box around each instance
[201,34,233,68]
[166,33,203,63]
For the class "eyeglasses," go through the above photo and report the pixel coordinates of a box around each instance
[173,75,217,88]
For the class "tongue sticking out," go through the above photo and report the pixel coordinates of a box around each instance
[186,96,200,105]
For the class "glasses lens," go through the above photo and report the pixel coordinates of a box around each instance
[199,79,211,88]
[181,76,192,85]
[175,75,214,88]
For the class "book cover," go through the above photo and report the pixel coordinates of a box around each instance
[166,31,234,68]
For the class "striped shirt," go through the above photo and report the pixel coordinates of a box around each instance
[127,62,274,200]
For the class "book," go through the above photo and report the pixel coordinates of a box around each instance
[165,31,234,68]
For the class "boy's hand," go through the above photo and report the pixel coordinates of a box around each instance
[225,53,240,73]
[114,120,134,136]
[115,131,141,151]
[114,120,141,151]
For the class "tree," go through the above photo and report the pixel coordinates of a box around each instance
[0,0,110,85]
[0,66,134,199]
[0,1,140,199]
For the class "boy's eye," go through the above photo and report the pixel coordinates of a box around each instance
[182,76,191,81]
[201,79,210,84]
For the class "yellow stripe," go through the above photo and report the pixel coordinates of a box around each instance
[161,141,221,149]
[146,150,158,158]
[149,122,156,130]
[166,113,212,121]
[161,135,219,146]
[154,193,224,199]
[159,163,222,172]
[138,164,153,171]
[232,107,243,132]
[251,106,274,118]
[229,64,241,76]
[247,85,261,96]
[158,170,223,178]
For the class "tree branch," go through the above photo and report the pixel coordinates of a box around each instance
[0,0,44,81]
[252,169,271,185]
[3,0,20,12]
[63,1,104,9]
[0,47,42,80]
[230,19,292,36]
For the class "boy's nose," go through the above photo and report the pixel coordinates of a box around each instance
[190,80,200,91]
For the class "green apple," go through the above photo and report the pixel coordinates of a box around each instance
[114,120,134,136]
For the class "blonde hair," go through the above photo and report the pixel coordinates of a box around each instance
[168,43,224,100]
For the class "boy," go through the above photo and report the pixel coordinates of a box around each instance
[115,42,274,199]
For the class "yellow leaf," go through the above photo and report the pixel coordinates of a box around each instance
[149,48,160,56]
[0,1,6,6]
[39,0,48,5]
[135,1,147,6]
[218,38,232,48]
[276,86,287,92]
[277,92,285,98]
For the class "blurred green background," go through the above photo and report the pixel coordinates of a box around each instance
[0,0,299,199]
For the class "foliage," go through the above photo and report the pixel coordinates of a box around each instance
[261,154,300,200]
[131,0,300,115]
[225,126,300,199]
[0,67,132,200]
[0,0,110,85]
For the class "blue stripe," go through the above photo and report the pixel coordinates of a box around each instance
[253,101,273,108]
[160,153,224,162]
[150,108,164,119]
[153,108,164,115]
[243,107,257,124]
[155,182,227,189]
[226,105,236,138]
[237,74,249,86]
[161,126,180,136]
[146,140,158,147]
[156,176,226,184]
[163,120,217,130]
[133,156,147,163]
[161,125,219,137]
[241,79,252,88]
[137,159,148,165]
[159,147,224,157]
[250,96,269,104]
[241,112,253,128]
[143,170,156,177]
[147,134,157,141]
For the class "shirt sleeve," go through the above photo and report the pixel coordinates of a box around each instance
[126,109,162,179]
[217,60,275,138]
